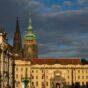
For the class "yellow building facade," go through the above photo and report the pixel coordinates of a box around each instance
[14,58,88,88]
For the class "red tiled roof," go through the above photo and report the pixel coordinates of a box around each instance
[30,59,81,65]
[13,56,81,65]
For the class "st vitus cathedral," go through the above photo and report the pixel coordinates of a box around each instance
[13,17,38,59]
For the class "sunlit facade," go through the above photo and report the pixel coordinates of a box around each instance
[0,31,13,88]
[13,58,88,88]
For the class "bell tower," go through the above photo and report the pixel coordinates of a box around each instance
[24,17,38,59]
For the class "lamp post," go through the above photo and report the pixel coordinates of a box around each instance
[72,67,75,88]
[0,74,1,88]
[21,68,30,88]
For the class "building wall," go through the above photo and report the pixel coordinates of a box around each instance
[14,59,88,88]
[0,32,13,88]
[14,60,31,88]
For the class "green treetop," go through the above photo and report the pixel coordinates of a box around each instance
[24,17,36,40]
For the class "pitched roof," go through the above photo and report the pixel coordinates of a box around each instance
[13,56,81,65]
[30,59,81,65]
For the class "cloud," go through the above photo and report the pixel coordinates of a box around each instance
[64,1,72,7]
[51,5,62,11]
[45,5,62,13]
[1,0,88,58]
[77,0,86,5]
[27,1,43,8]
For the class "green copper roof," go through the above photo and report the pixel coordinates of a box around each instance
[24,17,36,40]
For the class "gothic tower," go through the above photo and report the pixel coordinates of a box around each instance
[24,17,38,59]
[13,17,23,56]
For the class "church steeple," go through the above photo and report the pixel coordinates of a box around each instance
[13,17,23,56]
[16,16,20,33]
[28,17,32,32]
[24,17,36,40]
[24,17,38,59]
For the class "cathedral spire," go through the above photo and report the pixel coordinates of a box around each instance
[13,16,23,56]
[15,16,20,33]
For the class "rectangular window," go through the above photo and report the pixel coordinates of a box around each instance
[32,82,34,86]
[46,82,48,86]
[86,76,88,79]
[21,68,23,71]
[78,70,80,73]
[42,70,44,73]
[82,76,84,79]
[68,70,69,73]
[21,74,23,78]
[36,76,38,79]
[42,82,44,86]
[86,82,88,86]
[16,83,18,87]
[46,76,48,79]
[16,74,18,78]
[32,70,34,73]
[82,82,84,85]
[16,68,18,71]
[78,76,80,79]
[32,76,34,79]
[68,76,69,79]
[42,76,44,79]
[36,70,38,73]
[36,82,38,86]
[82,70,84,73]
[86,70,88,73]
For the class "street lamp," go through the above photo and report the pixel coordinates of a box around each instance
[21,68,30,88]
[0,74,1,88]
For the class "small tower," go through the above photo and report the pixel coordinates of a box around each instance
[24,17,38,59]
[13,17,23,56]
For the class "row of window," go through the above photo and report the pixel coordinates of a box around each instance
[16,68,47,73]
[32,82,48,86]
[31,76,48,79]
[16,74,48,79]
[16,68,88,74]
[77,76,88,79]
[15,74,88,80]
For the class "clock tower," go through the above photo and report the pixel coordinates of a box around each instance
[24,17,38,59]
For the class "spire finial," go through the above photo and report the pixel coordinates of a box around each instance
[29,17,32,24]
[29,13,32,24]
[28,14,32,32]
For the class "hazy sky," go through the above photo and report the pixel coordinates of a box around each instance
[0,0,88,58]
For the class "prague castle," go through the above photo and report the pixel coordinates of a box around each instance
[0,17,88,88]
